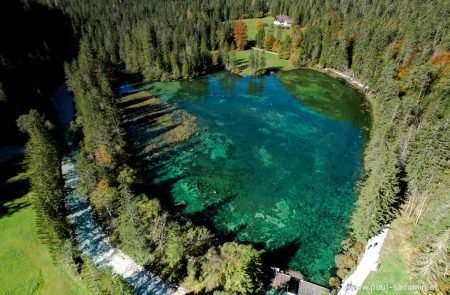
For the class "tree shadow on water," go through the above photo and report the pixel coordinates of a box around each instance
[129,139,244,242]
[259,240,303,288]
[119,95,154,109]
[187,192,243,240]
[261,240,302,270]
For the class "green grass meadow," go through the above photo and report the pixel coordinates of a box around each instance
[242,17,290,41]
[232,17,291,74]
[235,49,289,72]
[0,158,89,295]
[359,218,416,295]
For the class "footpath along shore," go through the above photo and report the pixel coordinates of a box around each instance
[54,84,186,295]
[62,155,187,295]
[325,68,369,92]
[338,226,390,295]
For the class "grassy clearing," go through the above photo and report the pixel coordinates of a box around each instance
[242,17,289,41]
[235,49,289,72]
[234,17,291,74]
[243,17,272,41]
[0,158,89,295]
[359,217,416,294]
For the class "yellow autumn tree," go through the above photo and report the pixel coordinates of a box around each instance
[272,39,281,53]
[263,34,275,51]
[91,179,119,219]
[94,143,112,167]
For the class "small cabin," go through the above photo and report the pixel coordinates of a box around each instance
[274,15,293,27]
[271,267,331,295]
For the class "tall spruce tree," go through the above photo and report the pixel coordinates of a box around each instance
[17,110,68,256]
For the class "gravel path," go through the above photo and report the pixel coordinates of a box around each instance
[62,154,184,295]
[338,226,390,295]
[251,47,279,55]
[326,68,368,91]
[53,83,184,295]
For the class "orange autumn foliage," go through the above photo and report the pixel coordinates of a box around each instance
[397,51,416,80]
[291,25,302,36]
[95,144,112,166]
[233,20,248,50]
[288,49,300,67]
[430,52,450,73]
[397,64,410,80]
[96,178,109,192]
[291,25,303,48]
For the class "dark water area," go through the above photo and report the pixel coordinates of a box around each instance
[122,69,370,285]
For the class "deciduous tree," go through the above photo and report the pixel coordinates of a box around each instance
[264,34,276,51]
[233,20,248,50]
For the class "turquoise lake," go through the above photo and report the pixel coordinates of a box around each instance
[121,69,371,285]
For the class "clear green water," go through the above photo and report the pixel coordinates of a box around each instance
[123,69,370,285]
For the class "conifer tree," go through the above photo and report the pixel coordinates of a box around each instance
[17,110,68,256]
[258,50,266,70]
[413,229,450,291]
[248,49,256,73]
[255,19,266,48]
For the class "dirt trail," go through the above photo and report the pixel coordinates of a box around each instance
[251,47,279,55]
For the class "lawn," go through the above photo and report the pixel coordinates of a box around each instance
[242,17,290,41]
[359,217,416,295]
[0,158,90,295]
[235,49,289,72]
[234,17,291,74]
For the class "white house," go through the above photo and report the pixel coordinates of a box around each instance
[274,15,293,27]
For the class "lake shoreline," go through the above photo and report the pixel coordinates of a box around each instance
[122,69,370,286]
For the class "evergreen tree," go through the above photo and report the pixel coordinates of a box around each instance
[258,50,266,70]
[17,110,68,256]
[229,44,237,70]
[248,49,256,73]
[413,229,450,291]
[255,19,266,48]
[199,242,263,294]
[7,0,448,293]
